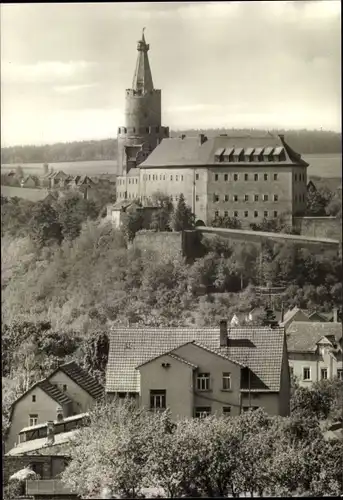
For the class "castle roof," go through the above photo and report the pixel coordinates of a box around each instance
[140,134,308,169]
[131,28,154,94]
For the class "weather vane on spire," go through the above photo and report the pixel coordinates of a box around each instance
[142,27,146,37]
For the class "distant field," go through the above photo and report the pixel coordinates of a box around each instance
[1,153,341,178]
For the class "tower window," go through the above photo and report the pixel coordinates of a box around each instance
[244,195,249,201]
[170,175,173,181]
[196,173,199,181]
[244,211,248,217]
[274,194,278,201]
[244,174,248,181]
[215,174,219,181]
[254,174,258,181]
[254,211,258,218]
[234,211,238,217]
[224,195,229,202]
[234,174,238,181]
[224,174,228,181]
[233,195,238,202]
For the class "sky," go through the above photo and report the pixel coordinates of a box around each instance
[1,1,341,147]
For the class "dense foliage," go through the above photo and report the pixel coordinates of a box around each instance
[61,399,343,498]
[1,129,341,164]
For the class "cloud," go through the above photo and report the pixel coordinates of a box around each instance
[53,83,100,94]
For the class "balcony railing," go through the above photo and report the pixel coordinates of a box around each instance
[26,479,77,496]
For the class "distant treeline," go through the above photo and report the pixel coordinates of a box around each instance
[1,129,341,164]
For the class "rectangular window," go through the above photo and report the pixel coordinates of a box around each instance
[264,174,268,181]
[214,211,219,217]
[254,174,258,181]
[222,372,231,390]
[29,414,38,427]
[136,179,138,184]
[243,406,259,412]
[160,175,162,180]
[321,368,328,380]
[274,211,278,218]
[214,194,219,202]
[181,175,184,181]
[244,195,249,201]
[337,369,343,380]
[224,195,229,201]
[62,384,67,392]
[244,174,248,181]
[254,211,258,218]
[196,373,210,391]
[234,211,238,217]
[215,174,219,181]
[170,175,173,181]
[196,173,199,181]
[254,195,259,201]
[163,175,166,181]
[234,174,238,181]
[289,365,294,376]
[244,211,248,218]
[233,195,238,202]
[303,367,311,381]
[264,211,268,218]
[274,173,278,181]
[223,407,231,416]
[176,175,179,181]
[263,194,269,201]
[224,174,228,181]
[224,211,228,217]
[150,390,166,410]
[196,195,199,201]
[32,395,36,402]
[149,175,151,181]
[274,194,278,201]
[195,407,211,418]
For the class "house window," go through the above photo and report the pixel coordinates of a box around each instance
[224,195,229,202]
[214,211,219,217]
[195,407,211,418]
[244,174,248,181]
[274,194,278,201]
[233,195,238,202]
[244,211,248,217]
[181,175,184,181]
[274,211,278,218]
[234,174,238,181]
[254,211,258,218]
[176,175,179,181]
[274,173,278,181]
[244,195,249,201]
[263,194,269,201]
[29,414,38,427]
[337,369,343,380]
[222,372,231,390]
[170,175,173,181]
[254,174,258,181]
[223,407,231,416]
[224,211,228,217]
[264,174,268,181]
[196,373,210,391]
[32,395,36,402]
[224,174,228,181]
[196,195,199,201]
[196,173,199,181]
[136,179,138,184]
[234,211,238,217]
[163,175,166,180]
[214,194,219,202]
[254,195,259,201]
[150,390,166,410]
[264,211,268,218]
[321,368,328,380]
[149,175,151,181]
[303,367,311,381]
[289,365,294,376]
[215,174,219,181]
[62,384,67,392]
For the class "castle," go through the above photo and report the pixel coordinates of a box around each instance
[116,31,309,227]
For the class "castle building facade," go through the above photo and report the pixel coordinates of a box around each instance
[117,29,169,175]
[115,32,309,227]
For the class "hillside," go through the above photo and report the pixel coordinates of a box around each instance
[1,129,341,164]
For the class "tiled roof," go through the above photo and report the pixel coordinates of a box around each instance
[286,322,343,352]
[281,307,301,324]
[38,380,73,406]
[106,326,285,393]
[19,413,89,434]
[6,430,78,456]
[140,134,308,168]
[57,361,104,400]
[168,354,198,369]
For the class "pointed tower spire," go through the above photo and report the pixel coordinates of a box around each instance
[132,28,154,94]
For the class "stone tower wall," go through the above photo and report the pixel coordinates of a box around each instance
[125,89,161,129]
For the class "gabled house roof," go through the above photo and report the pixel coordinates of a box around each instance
[106,326,286,393]
[286,322,343,352]
[53,361,104,401]
[140,134,308,169]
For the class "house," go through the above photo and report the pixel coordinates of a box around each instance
[106,321,290,418]
[280,306,311,331]
[286,322,343,387]
[107,199,159,229]
[5,361,103,453]
[20,175,39,188]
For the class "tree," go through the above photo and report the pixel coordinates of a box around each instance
[28,202,63,247]
[306,186,329,216]
[55,194,98,241]
[121,210,144,242]
[211,215,242,229]
[170,194,195,231]
[290,379,343,421]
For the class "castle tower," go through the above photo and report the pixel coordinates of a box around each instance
[117,29,169,174]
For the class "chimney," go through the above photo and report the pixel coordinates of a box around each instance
[333,308,338,323]
[219,320,228,347]
[46,421,55,446]
[199,133,207,145]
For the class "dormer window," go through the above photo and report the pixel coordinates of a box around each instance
[263,147,274,162]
